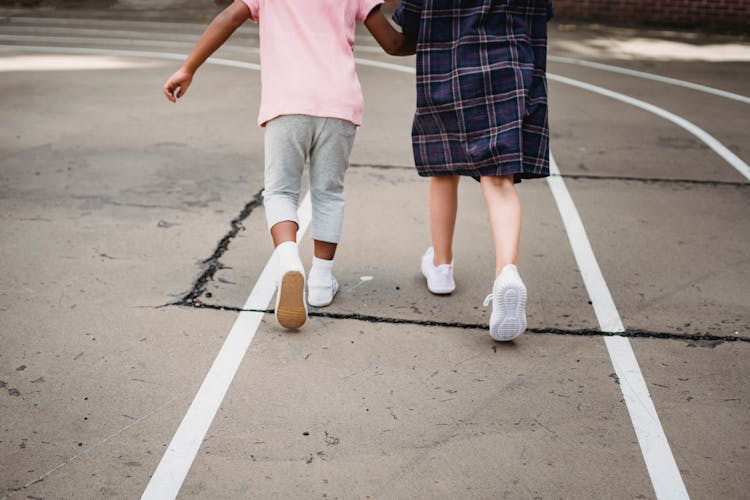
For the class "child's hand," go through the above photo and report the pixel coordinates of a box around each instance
[163,68,193,103]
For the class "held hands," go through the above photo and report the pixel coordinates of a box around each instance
[163,68,193,103]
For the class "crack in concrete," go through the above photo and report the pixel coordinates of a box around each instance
[177,301,749,344]
[552,173,748,187]
[349,162,412,170]
[169,186,747,345]
[349,163,749,187]
[170,188,264,307]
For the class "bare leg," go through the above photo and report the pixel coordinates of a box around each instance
[271,220,298,247]
[429,176,460,265]
[313,240,337,260]
[480,174,521,276]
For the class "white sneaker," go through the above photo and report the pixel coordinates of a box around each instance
[483,264,527,341]
[421,247,455,294]
[308,276,339,307]
[275,242,307,329]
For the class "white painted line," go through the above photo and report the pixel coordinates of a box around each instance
[549,55,750,104]
[0,34,373,56]
[0,54,160,72]
[4,15,245,33]
[0,45,262,71]
[141,194,312,500]
[547,154,689,500]
[0,44,186,59]
[0,25,207,41]
[0,25,387,56]
[355,56,415,74]
[546,155,622,333]
[0,34,200,49]
[548,73,750,182]
[355,44,406,54]
[604,336,690,500]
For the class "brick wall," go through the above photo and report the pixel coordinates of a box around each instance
[551,0,750,31]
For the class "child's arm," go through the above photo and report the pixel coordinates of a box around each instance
[163,0,250,102]
[363,6,416,56]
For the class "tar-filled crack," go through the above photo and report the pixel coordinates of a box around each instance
[171,172,746,343]
[551,173,748,187]
[349,162,412,170]
[170,189,264,307]
[349,163,748,187]
[179,301,749,344]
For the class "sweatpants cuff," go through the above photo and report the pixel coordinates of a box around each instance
[265,199,299,230]
[310,225,341,245]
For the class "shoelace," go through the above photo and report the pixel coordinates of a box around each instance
[482,293,493,307]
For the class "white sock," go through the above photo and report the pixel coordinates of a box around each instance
[309,256,334,285]
[276,241,302,272]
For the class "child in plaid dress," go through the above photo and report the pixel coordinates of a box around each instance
[394,0,554,341]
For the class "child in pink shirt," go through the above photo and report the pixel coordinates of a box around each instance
[163,1,412,329]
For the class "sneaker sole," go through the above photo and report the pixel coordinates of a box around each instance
[276,271,307,329]
[427,284,455,295]
[490,283,527,341]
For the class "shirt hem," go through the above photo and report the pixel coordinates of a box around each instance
[259,108,362,127]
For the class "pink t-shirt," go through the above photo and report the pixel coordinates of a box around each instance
[241,0,382,126]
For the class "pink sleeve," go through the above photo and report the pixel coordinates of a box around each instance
[357,0,383,22]
[240,0,260,22]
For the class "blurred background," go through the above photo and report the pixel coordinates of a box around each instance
[0,0,748,33]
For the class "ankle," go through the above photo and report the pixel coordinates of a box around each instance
[432,250,453,266]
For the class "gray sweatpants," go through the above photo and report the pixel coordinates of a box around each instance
[263,115,356,244]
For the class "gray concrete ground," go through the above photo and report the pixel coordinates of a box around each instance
[0,6,748,500]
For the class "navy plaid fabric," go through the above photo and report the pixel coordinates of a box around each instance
[394,0,553,181]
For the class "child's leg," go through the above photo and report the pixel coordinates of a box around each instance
[421,176,459,295]
[306,117,356,307]
[429,175,460,265]
[313,240,337,261]
[480,174,526,341]
[264,115,311,246]
[264,115,313,328]
[271,221,299,246]
[480,174,521,276]
[308,117,355,252]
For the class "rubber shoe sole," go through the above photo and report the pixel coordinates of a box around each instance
[276,271,307,329]
[490,282,527,341]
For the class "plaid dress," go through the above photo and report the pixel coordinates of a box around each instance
[394,0,553,181]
